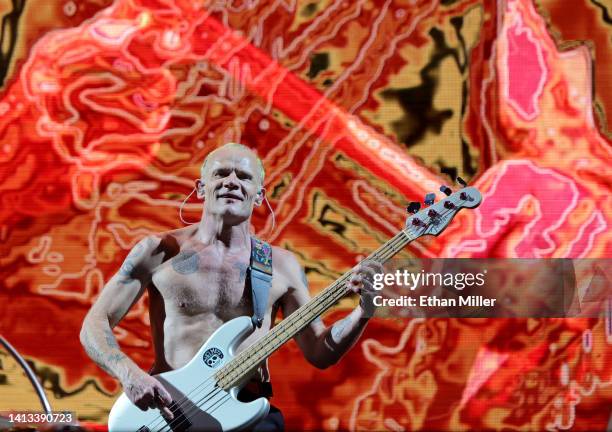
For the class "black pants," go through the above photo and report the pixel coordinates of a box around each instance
[251,405,284,432]
[238,387,284,431]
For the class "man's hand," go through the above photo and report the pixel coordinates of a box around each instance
[122,368,174,420]
[347,260,384,317]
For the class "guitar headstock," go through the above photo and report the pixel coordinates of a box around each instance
[404,185,482,238]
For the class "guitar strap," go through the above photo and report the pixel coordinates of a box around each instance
[249,237,273,328]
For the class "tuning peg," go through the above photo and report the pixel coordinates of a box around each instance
[411,218,424,227]
[407,202,421,214]
[456,176,467,187]
[424,193,436,206]
[439,185,452,196]
[444,201,455,209]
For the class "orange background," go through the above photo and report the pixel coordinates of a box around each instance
[0,0,610,430]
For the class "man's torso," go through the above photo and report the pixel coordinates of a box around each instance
[143,227,288,374]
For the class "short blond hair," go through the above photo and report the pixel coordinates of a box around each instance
[200,143,265,186]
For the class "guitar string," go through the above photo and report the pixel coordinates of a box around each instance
[146,203,461,430]
[149,220,428,432]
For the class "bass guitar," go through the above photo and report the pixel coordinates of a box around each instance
[108,185,482,431]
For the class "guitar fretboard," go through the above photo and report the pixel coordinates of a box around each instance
[214,227,418,390]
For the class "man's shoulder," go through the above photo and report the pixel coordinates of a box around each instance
[269,245,302,280]
[269,245,296,265]
[136,226,197,257]
[151,226,197,245]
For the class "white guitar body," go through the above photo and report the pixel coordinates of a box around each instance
[108,316,269,432]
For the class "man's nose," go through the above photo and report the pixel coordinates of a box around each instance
[222,171,240,189]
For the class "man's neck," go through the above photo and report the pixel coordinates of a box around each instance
[197,214,251,252]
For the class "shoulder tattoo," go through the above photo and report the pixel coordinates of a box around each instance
[172,250,199,275]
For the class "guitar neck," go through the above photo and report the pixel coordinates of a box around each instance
[214,228,417,389]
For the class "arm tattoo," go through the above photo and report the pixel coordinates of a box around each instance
[107,352,127,366]
[331,316,352,343]
[82,330,114,375]
[104,328,120,349]
[118,239,149,276]
[119,260,135,277]
[172,250,199,274]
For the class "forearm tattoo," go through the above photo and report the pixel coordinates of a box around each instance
[330,316,352,344]
[82,330,114,375]
[104,328,120,349]
[82,327,128,377]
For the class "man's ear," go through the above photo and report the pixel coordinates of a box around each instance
[196,179,205,200]
[254,187,265,207]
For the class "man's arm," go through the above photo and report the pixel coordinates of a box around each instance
[278,251,381,369]
[79,236,173,417]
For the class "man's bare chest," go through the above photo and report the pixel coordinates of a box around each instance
[151,248,252,317]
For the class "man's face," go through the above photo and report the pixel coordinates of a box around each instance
[199,147,263,223]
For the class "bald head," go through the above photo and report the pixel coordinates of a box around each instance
[200,143,265,187]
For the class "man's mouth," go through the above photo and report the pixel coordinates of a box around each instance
[218,193,243,201]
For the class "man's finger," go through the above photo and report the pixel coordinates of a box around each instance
[357,262,381,279]
[160,405,174,421]
[135,399,149,411]
[347,274,362,293]
[154,390,175,420]
[366,260,384,274]
[361,278,375,292]
[361,260,383,271]
[155,383,173,406]
[139,393,155,410]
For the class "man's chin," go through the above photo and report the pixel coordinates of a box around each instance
[217,207,251,224]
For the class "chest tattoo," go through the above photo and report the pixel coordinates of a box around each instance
[172,250,199,275]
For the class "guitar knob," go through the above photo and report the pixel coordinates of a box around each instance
[406,202,421,214]
[444,201,455,209]
[411,218,424,227]
[460,192,467,200]
[424,193,436,206]
[457,176,467,187]
[439,185,452,196]
[428,209,438,217]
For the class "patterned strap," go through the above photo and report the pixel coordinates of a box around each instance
[250,237,273,328]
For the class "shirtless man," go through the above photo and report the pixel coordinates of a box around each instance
[80,143,381,430]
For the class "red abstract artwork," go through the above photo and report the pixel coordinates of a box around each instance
[0,0,610,430]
